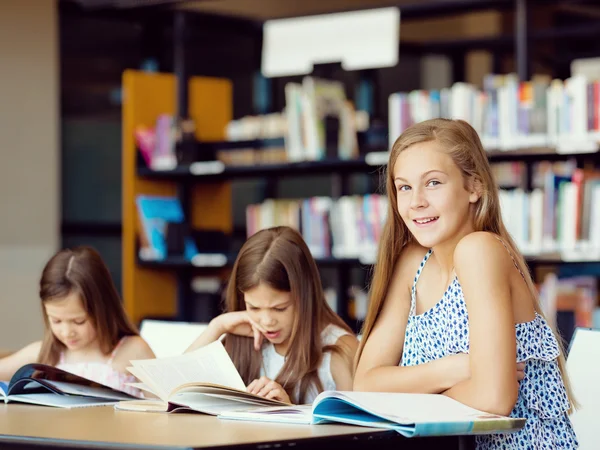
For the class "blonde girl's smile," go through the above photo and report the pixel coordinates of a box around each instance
[413,216,439,227]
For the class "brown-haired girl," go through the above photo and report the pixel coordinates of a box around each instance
[186,226,358,405]
[0,246,155,396]
[353,119,577,449]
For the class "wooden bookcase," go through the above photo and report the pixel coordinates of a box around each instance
[121,70,233,325]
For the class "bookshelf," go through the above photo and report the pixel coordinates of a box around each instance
[122,70,234,326]
[119,1,600,332]
[131,138,600,329]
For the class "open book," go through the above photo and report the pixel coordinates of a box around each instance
[218,391,526,437]
[115,340,289,415]
[0,364,139,409]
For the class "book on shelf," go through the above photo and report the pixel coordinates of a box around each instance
[134,114,178,171]
[218,391,526,438]
[499,163,600,259]
[538,273,599,331]
[246,194,387,262]
[388,72,600,153]
[283,77,361,162]
[0,363,139,409]
[135,195,199,262]
[114,340,289,415]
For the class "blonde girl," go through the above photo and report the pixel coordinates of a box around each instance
[354,119,577,449]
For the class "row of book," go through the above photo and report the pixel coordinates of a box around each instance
[135,180,599,269]
[499,166,600,260]
[286,77,363,161]
[246,164,600,265]
[246,194,387,262]
[134,114,180,171]
[388,73,600,153]
[134,76,372,170]
[329,274,600,328]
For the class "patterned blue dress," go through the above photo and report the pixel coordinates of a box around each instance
[401,249,578,449]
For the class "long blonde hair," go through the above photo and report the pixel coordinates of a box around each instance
[223,226,352,404]
[357,118,575,408]
[38,246,139,365]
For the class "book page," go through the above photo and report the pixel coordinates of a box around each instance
[8,393,120,409]
[0,381,8,399]
[130,340,246,401]
[124,382,160,399]
[176,385,288,405]
[172,392,273,416]
[313,391,504,425]
[218,404,314,425]
[40,380,134,401]
[125,367,161,399]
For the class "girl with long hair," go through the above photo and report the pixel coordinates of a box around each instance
[353,119,577,448]
[186,226,358,404]
[0,246,154,397]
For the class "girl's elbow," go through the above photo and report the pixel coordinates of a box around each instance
[352,372,370,392]
[482,382,519,416]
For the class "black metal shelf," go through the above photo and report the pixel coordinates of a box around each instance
[401,21,600,54]
[137,254,365,270]
[137,156,384,181]
[137,148,599,182]
[137,254,234,270]
[486,148,600,163]
[61,221,122,236]
[137,253,600,270]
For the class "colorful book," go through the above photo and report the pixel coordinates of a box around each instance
[135,195,198,261]
[218,391,526,438]
[1,364,138,409]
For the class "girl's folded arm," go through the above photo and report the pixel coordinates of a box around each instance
[442,232,519,416]
[353,247,469,394]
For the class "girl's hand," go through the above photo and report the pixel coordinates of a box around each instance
[213,311,266,351]
[247,376,291,404]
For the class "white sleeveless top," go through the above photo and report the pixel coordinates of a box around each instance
[56,337,142,398]
[260,324,351,404]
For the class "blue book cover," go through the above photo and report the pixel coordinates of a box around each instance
[218,391,526,438]
[135,195,198,261]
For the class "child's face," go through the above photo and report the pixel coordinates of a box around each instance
[393,141,479,248]
[44,291,98,353]
[243,282,295,353]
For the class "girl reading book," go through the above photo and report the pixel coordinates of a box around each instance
[0,246,155,397]
[353,119,578,448]
[186,226,358,405]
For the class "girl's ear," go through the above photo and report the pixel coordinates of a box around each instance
[469,177,483,204]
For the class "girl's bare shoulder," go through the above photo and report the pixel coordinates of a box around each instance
[111,336,155,370]
[395,241,431,281]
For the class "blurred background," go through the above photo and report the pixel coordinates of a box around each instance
[1,0,599,352]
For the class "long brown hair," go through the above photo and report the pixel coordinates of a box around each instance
[223,226,352,404]
[38,246,139,365]
[356,118,575,407]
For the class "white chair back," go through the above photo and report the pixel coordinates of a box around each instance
[566,327,600,449]
[139,319,208,358]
